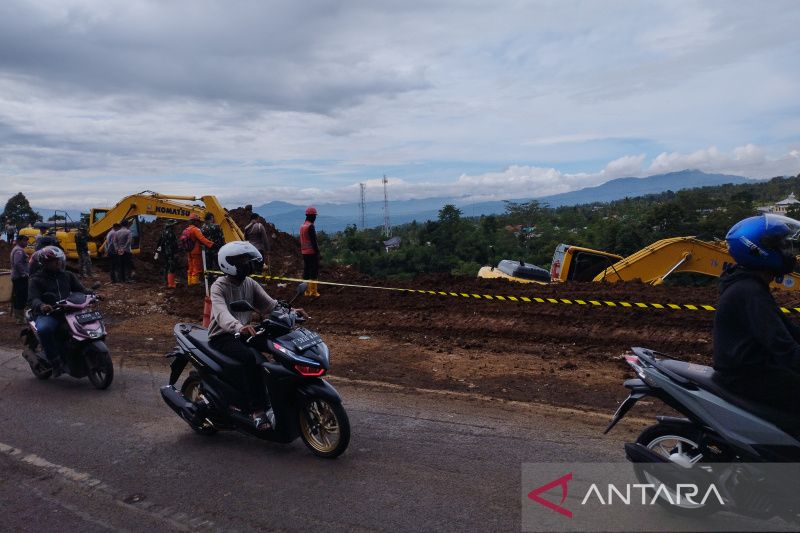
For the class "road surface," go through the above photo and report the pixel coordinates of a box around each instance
[0,347,629,531]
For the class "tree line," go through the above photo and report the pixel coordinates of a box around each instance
[317,173,800,279]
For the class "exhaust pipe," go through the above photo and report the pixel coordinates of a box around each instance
[160,385,199,423]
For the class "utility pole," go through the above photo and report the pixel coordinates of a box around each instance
[382,174,391,238]
[359,182,366,230]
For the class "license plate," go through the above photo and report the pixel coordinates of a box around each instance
[293,332,322,351]
[75,311,103,324]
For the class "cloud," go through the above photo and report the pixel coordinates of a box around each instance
[0,1,798,210]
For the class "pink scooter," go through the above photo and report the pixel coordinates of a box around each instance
[22,292,114,389]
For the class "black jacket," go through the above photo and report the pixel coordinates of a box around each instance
[713,266,800,373]
[27,269,87,316]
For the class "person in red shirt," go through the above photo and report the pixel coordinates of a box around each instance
[299,206,320,297]
[185,214,214,285]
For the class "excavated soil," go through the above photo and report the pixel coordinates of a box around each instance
[4,218,800,415]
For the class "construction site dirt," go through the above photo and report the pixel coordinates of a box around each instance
[4,219,800,417]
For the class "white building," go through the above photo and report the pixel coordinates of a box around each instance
[758,192,800,214]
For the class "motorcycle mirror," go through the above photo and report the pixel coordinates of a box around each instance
[289,283,308,306]
[229,300,256,313]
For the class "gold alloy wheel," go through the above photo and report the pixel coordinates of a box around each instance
[299,399,341,453]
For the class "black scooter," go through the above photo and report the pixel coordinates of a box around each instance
[160,283,350,458]
[605,347,800,522]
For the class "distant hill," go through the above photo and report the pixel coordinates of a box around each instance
[254,170,753,233]
[25,170,753,233]
[539,169,751,206]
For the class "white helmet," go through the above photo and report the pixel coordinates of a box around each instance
[218,241,263,278]
[32,245,66,270]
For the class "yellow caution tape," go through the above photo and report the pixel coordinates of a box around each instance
[202,270,796,314]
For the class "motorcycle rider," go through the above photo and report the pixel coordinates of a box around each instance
[208,241,306,429]
[27,246,89,376]
[714,213,800,412]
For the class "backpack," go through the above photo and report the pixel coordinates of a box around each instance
[179,227,195,252]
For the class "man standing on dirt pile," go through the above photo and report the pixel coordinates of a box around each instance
[244,213,270,272]
[300,206,320,297]
[184,214,214,286]
[4,221,16,242]
[155,220,179,288]
[201,213,224,271]
[105,223,120,282]
[714,213,800,413]
[75,225,93,279]
[114,219,134,283]
[10,234,29,324]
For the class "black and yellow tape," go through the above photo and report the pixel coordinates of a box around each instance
[203,270,800,314]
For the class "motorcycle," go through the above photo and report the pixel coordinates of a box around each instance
[21,290,114,389]
[605,346,800,522]
[160,282,350,458]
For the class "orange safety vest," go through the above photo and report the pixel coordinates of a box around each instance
[300,221,316,255]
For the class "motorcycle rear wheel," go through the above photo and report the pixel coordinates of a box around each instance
[181,374,218,436]
[31,362,52,380]
[299,398,350,458]
[634,423,721,517]
[87,350,114,390]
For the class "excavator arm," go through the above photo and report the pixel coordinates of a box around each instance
[89,192,244,242]
[593,236,800,291]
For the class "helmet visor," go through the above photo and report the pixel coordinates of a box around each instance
[764,213,800,241]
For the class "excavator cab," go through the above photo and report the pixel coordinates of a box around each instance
[89,209,141,255]
[550,244,623,282]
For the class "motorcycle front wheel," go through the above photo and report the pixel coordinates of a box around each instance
[299,398,350,458]
[87,350,114,390]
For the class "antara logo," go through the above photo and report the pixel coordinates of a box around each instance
[528,472,573,518]
[155,206,191,217]
[528,473,724,519]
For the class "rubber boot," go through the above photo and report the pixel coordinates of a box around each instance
[304,283,314,297]
[167,273,176,288]
[310,281,320,297]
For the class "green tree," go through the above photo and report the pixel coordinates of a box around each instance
[2,192,41,227]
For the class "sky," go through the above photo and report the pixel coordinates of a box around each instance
[0,0,799,209]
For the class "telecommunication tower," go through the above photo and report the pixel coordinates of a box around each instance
[382,175,391,238]
[359,183,366,229]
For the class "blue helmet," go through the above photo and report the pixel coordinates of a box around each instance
[726,213,800,274]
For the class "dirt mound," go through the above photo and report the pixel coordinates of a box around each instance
[229,205,302,276]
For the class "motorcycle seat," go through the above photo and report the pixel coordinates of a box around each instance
[660,359,798,433]
[185,329,243,369]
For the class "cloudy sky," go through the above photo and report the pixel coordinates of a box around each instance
[1,0,799,209]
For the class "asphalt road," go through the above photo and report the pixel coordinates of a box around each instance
[0,347,628,532]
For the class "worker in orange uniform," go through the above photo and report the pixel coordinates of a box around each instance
[299,206,320,297]
[183,214,214,286]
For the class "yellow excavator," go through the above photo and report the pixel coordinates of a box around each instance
[19,192,244,260]
[588,236,800,291]
[479,237,800,291]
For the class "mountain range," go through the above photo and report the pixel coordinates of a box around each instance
[250,170,752,233]
[30,169,753,234]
